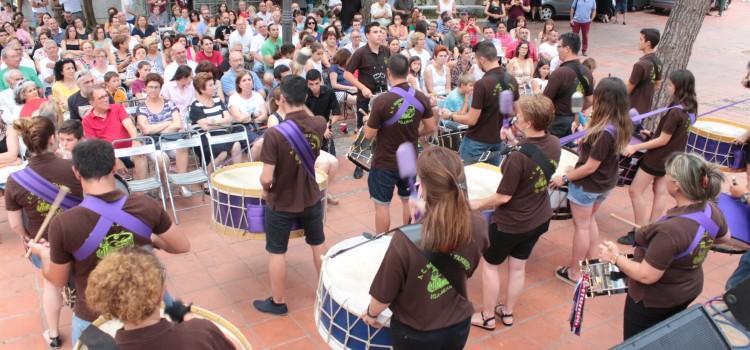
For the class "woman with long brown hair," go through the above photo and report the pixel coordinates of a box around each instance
[5,117,84,350]
[550,77,633,284]
[364,147,489,350]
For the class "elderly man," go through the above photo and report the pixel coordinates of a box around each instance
[0,69,23,121]
[82,85,146,179]
[228,18,253,56]
[0,47,43,90]
[68,70,113,121]
[221,49,264,97]
[163,43,196,81]
[47,17,64,44]
[36,40,60,86]
[249,19,267,70]
[442,19,460,52]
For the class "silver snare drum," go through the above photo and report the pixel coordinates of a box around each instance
[580,258,629,298]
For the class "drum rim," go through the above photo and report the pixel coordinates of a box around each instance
[72,305,253,350]
[211,219,306,239]
[691,117,750,143]
[562,146,580,156]
[211,162,328,197]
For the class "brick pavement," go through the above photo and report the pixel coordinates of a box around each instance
[1,6,749,350]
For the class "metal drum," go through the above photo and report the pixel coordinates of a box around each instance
[580,258,629,298]
[210,162,328,239]
[550,147,579,220]
[617,136,646,187]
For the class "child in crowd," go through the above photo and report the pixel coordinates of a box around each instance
[56,119,82,159]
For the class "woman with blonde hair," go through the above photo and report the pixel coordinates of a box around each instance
[599,152,730,339]
[364,147,489,349]
[87,247,237,348]
[550,77,634,284]
[406,32,432,67]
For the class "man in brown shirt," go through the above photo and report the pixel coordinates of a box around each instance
[364,53,436,234]
[543,32,594,138]
[27,139,191,345]
[254,75,328,315]
[452,41,519,166]
[627,28,662,114]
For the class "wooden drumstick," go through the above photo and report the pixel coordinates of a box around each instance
[609,213,641,229]
[24,185,70,259]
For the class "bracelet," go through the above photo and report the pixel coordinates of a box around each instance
[366,305,379,318]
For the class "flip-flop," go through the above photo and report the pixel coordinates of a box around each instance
[494,304,514,327]
[470,311,496,331]
[555,266,578,286]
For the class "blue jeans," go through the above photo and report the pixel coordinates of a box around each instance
[727,251,750,290]
[567,182,611,207]
[459,136,505,166]
[71,313,92,345]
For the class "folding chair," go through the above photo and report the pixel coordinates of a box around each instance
[204,124,252,171]
[112,136,167,211]
[158,130,210,224]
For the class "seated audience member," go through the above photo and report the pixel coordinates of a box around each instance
[441,72,475,115]
[103,71,128,104]
[161,65,196,116]
[57,119,83,159]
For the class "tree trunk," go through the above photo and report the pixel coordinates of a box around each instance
[82,0,97,28]
[645,0,712,130]
[363,0,373,24]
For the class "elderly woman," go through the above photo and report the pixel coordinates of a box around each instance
[143,36,165,74]
[16,81,48,119]
[90,48,117,83]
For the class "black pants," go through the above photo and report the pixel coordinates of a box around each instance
[549,115,574,138]
[390,317,470,350]
[356,98,370,129]
[623,294,692,340]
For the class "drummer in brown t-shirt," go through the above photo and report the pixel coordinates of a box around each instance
[5,117,84,349]
[599,153,731,340]
[469,95,561,329]
[451,41,519,166]
[363,148,489,349]
[549,78,633,285]
[87,247,237,350]
[618,70,695,246]
[253,75,328,316]
[364,53,436,234]
[626,28,662,115]
[27,139,190,345]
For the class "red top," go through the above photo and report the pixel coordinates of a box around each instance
[82,103,132,148]
[195,50,223,68]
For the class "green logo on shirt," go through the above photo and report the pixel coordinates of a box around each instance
[389,98,416,125]
[417,254,471,300]
[95,231,135,259]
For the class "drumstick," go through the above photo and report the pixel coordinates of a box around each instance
[24,185,70,259]
[609,213,641,229]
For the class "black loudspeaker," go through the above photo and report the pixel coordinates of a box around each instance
[725,275,750,330]
[613,305,731,350]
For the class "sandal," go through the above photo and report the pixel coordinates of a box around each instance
[470,311,496,331]
[555,266,578,286]
[494,304,514,327]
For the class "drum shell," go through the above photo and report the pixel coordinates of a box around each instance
[617,137,646,187]
[687,117,749,171]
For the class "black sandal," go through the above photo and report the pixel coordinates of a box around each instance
[494,304,514,327]
[471,311,496,331]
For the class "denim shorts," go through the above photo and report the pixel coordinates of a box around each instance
[30,254,42,269]
[368,168,410,205]
[458,136,504,166]
[567,182,610,207]
[616,1,628,13]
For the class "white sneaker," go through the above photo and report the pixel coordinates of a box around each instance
[180,186,193,198]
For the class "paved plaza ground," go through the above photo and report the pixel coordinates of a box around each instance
[1,5,749,349]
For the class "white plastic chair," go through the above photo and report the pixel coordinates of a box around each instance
[112,136,167,211]
[204,124,252,171]
[158,130,210,224]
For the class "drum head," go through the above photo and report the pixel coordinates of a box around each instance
[211,162,327,198]
[464,163,502,202]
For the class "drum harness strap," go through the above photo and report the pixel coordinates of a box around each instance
[401,224,469,299]
[637,204,721,260]
[276,120,317,179]
[511,144,556,181]
[73,195,152,261]
[10,167,82,210]
[383,86,426,127]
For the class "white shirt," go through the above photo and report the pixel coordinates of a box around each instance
[539,42,558,62]
[0,89,20,123]
[121,0,134,20]
[0,56,35,70]
[250,34,265,53]
[227,92,265,117]
[550,56,561,72]
[408,48,432,67]
[31,0,48,13]
[228,30,254,54]
[91,65,117,82]
[344,41,364,53]
[163,60,197,82]
[39,56,58,85]
[370,3,392,27]
[257,11,273,24]
[59,0,82,12]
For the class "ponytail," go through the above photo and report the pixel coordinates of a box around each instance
[665,152,723,202]
[13,117,56,155]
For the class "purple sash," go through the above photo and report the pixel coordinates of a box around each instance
[640,204,721,260]
[276,120,316,179]
[383,86,425,127]
[73,195,152,261]
[10,167,82,209]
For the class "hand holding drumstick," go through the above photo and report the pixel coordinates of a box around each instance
[24,185,70,259]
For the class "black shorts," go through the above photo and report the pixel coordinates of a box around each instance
[368,168,411,205]
[119,156,134,169]
[638,159,666,177]
[483,220,550,265]
[264,201,325,254]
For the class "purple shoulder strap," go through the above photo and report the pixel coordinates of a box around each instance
[673,204,720,260]
[10,167,82,209]
[73,195,152,261]
[383,86,426,128]
[275,120,316,179]
[603,123,616,137]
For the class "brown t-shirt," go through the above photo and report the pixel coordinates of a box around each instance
[260,110,327,213]
[369,214,489,331]
[345,44,389,100]
[367,82,433,170]
[628,53,662,114]
[466,66,519,144]
[4,152,84,239]
[543,59,594,117]
[48,190,173,321]
[629,202,727,308]
[493,134,561,233]
[641,107,690,174]
[115,318,235,350]
[573,130,619,193]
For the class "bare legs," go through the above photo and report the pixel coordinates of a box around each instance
[567,201,603,280]
[268,243,326,305]
[628,169,670,227]
[41,274,62,340]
